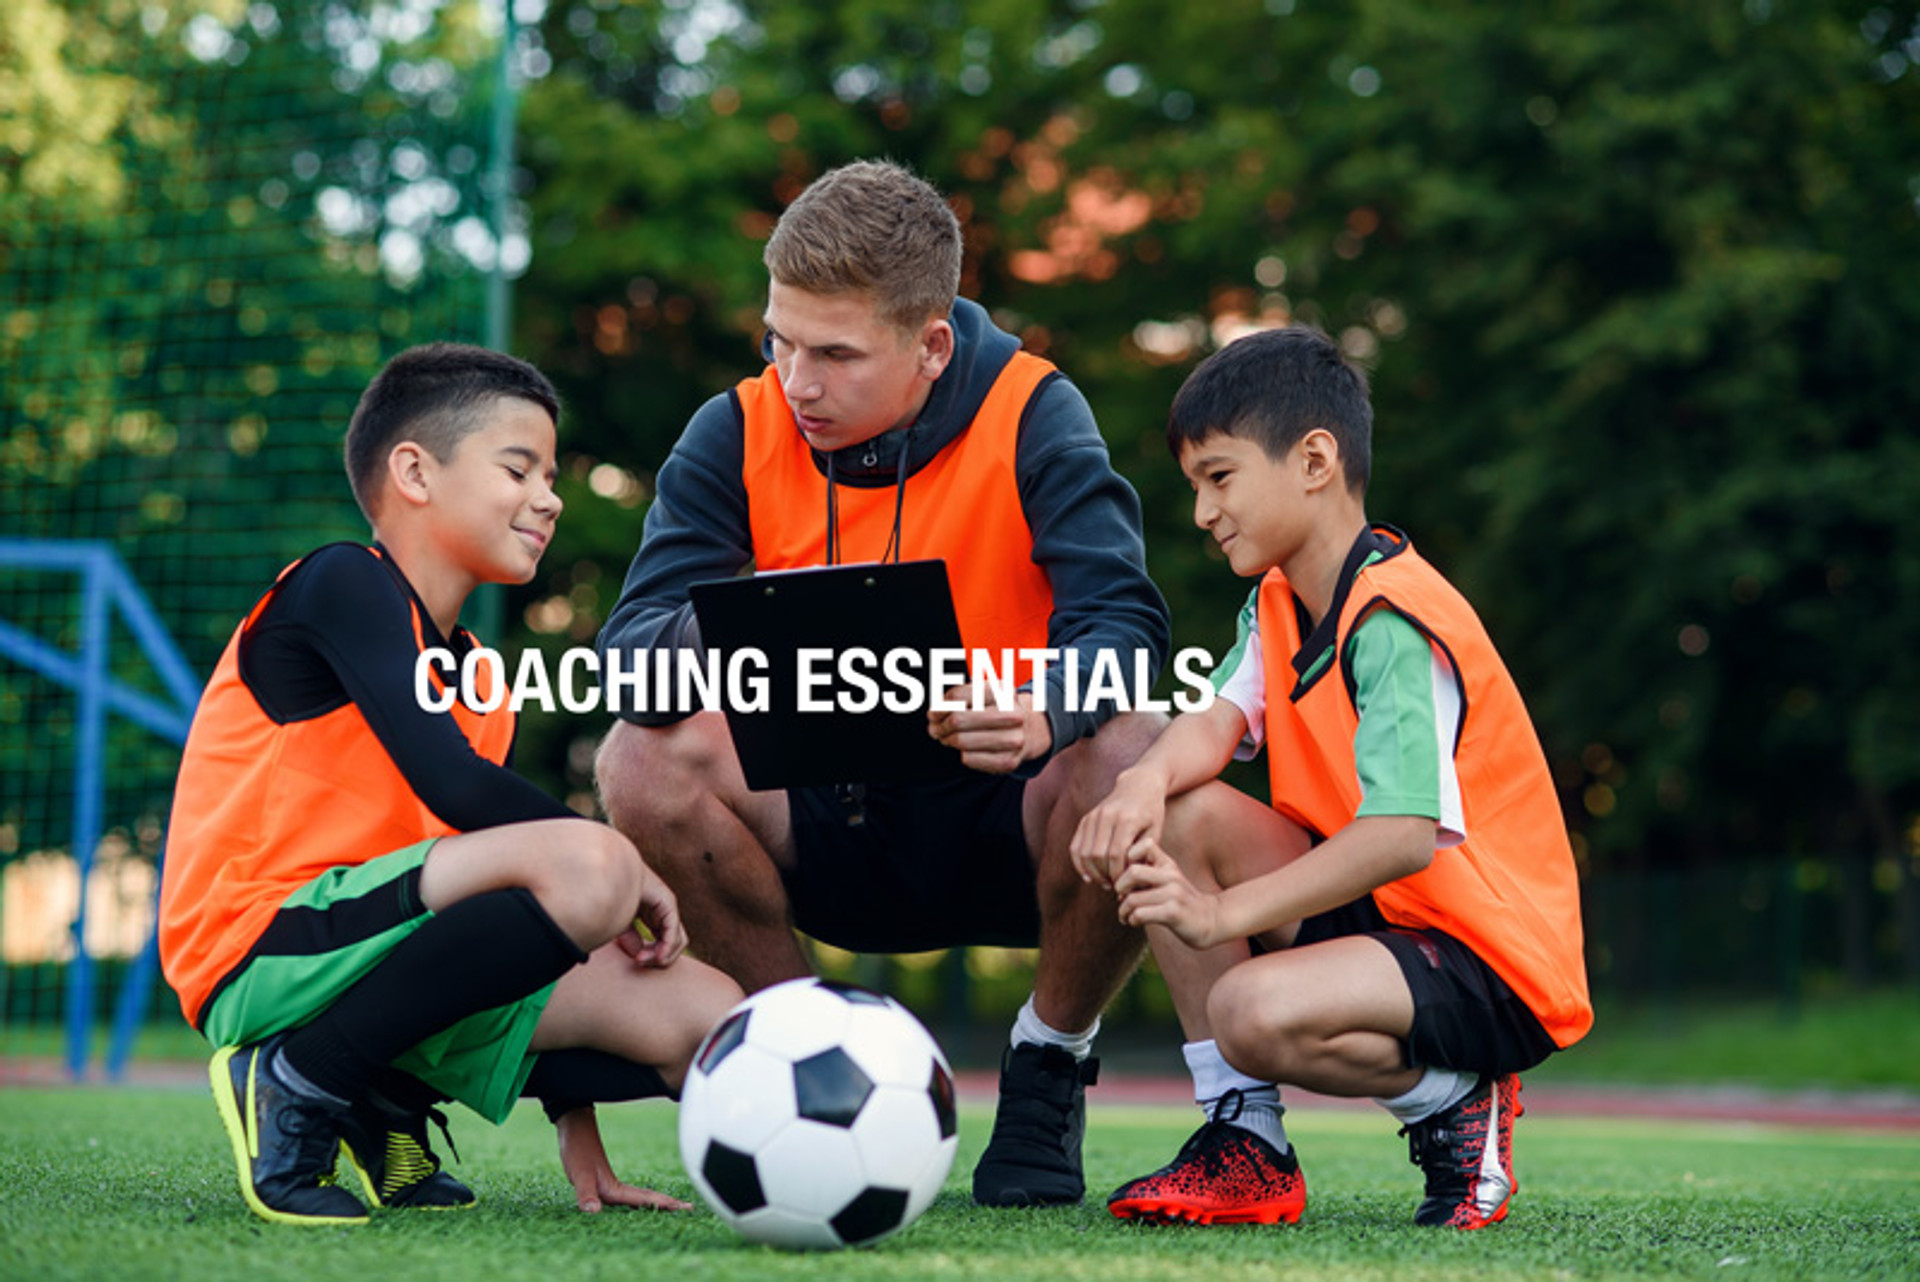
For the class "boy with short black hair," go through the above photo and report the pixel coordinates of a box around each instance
[161,342,740,1226]
[1072,326,1590,1229]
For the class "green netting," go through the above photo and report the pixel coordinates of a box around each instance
[0,0,516,1058]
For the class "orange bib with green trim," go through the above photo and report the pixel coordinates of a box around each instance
[1257,531,1592,1048]
[159,547,513,1027]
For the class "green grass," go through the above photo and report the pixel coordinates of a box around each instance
[1529,988,1920,1093]
[2,1089,1916,1281]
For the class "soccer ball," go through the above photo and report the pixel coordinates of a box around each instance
[677,977,959,1249]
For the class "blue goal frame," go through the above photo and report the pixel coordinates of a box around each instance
[0,539,201,1079]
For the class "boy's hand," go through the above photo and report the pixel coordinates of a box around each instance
[1114,840,1224,950]
[556,1107,693,1213]
[927,688,1051,775]
[1070,773,1167,889]
[619,869,687,968]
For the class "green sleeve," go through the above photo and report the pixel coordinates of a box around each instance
[1347,608,1446,822]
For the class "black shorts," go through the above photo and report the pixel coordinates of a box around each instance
[782,774,1040,954]
[1294,896,1558,1077]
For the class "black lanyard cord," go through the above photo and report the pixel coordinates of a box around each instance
[824,435,911,567]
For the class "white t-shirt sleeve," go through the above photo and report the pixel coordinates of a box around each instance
[1207,586,1266,759]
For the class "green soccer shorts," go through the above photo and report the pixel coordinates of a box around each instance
[199,838,554,1124]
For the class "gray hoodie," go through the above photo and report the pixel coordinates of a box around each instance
[597,298,1170,766]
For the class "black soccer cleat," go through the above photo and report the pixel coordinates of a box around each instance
[338,1094,476,1210]
[971,1043,1098,1207]
[1402,1073,1523,1229]
[208,1038,369,1226]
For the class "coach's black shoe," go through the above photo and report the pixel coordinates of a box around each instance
[971,1043,1098,1206]
[209,1038,368,1226]
[1402,1074,1523,1229]
[339,1094,475,1210]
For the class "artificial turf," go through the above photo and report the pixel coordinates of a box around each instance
[2,1087,1915,1281]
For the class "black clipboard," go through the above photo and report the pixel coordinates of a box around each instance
[688,560,971,791]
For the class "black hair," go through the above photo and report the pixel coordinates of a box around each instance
[1166,326,1372,494]
[343,342,560,520]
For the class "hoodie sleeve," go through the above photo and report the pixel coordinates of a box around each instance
[596,391,751,725]
[1016,376,1172,765]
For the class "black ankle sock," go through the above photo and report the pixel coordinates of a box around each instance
[366,1066,447,1115]
[267,1046,349,1109]
[280,888,587,1104]
[522,1048,674,1123]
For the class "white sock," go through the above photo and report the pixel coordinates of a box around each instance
[1376,1066,1479,1126]
[1010,995,1098,1061]
[1184,1039,1288,1154]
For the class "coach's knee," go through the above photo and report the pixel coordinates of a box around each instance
[1029,713,1169,901]
[1072,711,1169,803]
[595,713,736,836]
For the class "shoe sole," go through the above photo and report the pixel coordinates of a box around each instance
[971,1183,1085,1208]
[1109,1195,1304,1226]
[1440,1196,1511,1230]
[339,1141,476,1211]
[208,1046,368,1228]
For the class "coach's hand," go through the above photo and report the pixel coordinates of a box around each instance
[928,688,1052,775]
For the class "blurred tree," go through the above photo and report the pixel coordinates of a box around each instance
[2,0,513,845]
[513,0,1920,920]
[1307,1,1920,881]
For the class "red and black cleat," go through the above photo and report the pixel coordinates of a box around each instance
[1403,1074,1523,1229]
[1107,1092,1306,1226]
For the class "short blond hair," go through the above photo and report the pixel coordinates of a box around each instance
[763,160,962,332]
